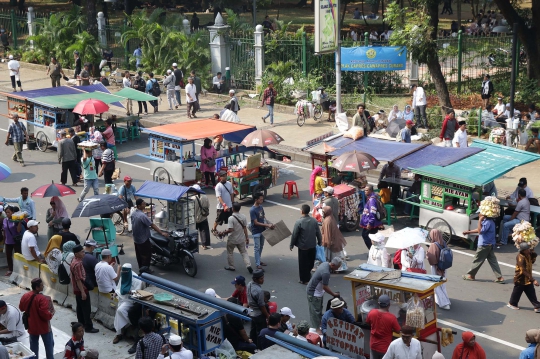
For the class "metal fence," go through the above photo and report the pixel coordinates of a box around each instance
[0,9,49,49]
[227,35,256,90]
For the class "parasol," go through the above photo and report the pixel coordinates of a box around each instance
[73,99,110,115]
[0,162,12,181]
[31,181,76,197]
[386,117,406,138]
[331,151,379,173]
[241,129,284,147]
[385,227,429,249]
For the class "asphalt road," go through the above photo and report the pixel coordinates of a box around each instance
[0,100,535,359]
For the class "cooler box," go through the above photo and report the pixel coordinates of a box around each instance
[90,218,117,242]
[6,342,34,359]
[333,184,357,199]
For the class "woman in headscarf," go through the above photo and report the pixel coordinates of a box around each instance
[400,243,425,272]
[200,138,217,188]
[451,332,486,359]
[403,105,414,121]
[46,196,69,240]
[44,235,63,274]
[62,241,77,275]
[521,329,540,359]
[310,166,325,200]
[367,233,390,267]
[321,206,347,271]
[90,129,103,174]
[388,104,403,123]
[113,263,144,344]
[427,229,451,310]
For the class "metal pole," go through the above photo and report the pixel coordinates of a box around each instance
[363,32,368,105]
[457,30,463,94]
[302,31,307,77]
[477,107,481,137]
[10,9,18,49]
[252,0,257,27]
[514,37,520,77]
[123,18,129,69]
[509,23,519,120]
[335,2,341,116]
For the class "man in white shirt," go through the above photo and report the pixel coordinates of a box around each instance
[21,220,45,263]
[7,55,22,92]
[185,76,198,119]
[382,325,422,359]
[94,249,121,293]
[0,300,25,344]
[410,84,428,129]
[122,71,133,116]
[493,96,506,123]
[350,30,358,41]
[212,72,224,94]
[222,202,252,272]
[157,334,193,359]
[212,172,234,234]
[452,120,468,147]
[509,178,535,201]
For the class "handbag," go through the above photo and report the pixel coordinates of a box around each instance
[206,158,216,168]
[22,294,37,330]
[6,221,23,244]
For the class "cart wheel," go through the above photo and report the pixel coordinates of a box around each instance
[153,167,171,184]
[36,131,49,152]
[111,211,125,235]
[297,114,306,127]
[426,217,452,244]
[341,216,360,232]
[314,104,323,120]
[182,254,197,277]
[252,184,267,199]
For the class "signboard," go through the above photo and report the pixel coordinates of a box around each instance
[314,0,339,54]
[355,285,371,315]
[341,46,407,72]
[423,176,474,190]
[326,318,366,359]
[203,321,223,352]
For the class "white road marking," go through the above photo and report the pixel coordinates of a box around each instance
[437,319,525,351]
[452,248,540,276]
[117,160,151,170]
[266,158,312,171]
[0,128,6,132]
[265,200,301,211]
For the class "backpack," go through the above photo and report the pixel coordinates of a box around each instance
[375,195,387,220]
[58,259,71,285]
[393,249,403,269]
[435,242,453,271]
[395,128,405,142]
[150,79,161,96]
[137,78,146,92]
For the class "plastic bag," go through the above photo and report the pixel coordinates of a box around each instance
[214,339,236,359]
[405,294,425,329]
[335,112,349,132]
[343,126,364,140]
[315,245,326,263]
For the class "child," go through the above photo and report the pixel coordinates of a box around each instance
[264,290,277,314]
[378,182,391,204]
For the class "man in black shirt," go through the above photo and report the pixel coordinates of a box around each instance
[257,313,281,350]
[172,63,183,106]
[59,218,80,247]
[134,74,148,115]
[73,51,81,79]
[224,298,257,353]
[82,240,99,288]
[68,128,82,178]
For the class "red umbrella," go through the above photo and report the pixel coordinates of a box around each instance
[73,99,110,115]
[331,151,379,173]
[31,181,77,198]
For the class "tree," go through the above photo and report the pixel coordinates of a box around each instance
[87,0,98,39]
[492,0,540,83]
[385,0,452,109]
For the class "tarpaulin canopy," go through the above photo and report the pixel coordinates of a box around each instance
[412,140,540,187]
[394,145,484,169]
[5,86,82,99]
[73,83,124,108]
[328,136,427,162]
[143,119,256,142]
[135,181,204,202]
[115,87,158,101]
[31,91,125,109]
[305,135,355,155]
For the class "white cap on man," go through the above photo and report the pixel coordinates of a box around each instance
[229,89,235,94]
[323,186,334,194]
[172,63,178,67]
[27,220,40,227]
[205,288,221,298]
[9,55,13,60]
[167,69,172,74]
[169,334,182,345]
[279,307,296,318]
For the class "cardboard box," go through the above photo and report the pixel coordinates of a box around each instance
[246,153,262,170]
[264,220,292,246]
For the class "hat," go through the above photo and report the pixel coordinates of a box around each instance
[406,120,414,125]
[218,171,228,177]
[136,198,145,206]
[231,275,246,286]
[74,50,79,55]
[192,184,201,191]
[84,240,97,247]
[280,307,296,318]
[229,89,235,94]
[519,242,531,251]
[27,220,40,227]
[369,233,385,243]
[101,249,112,256]
[205,288,220,298]
[172,63,178,67]
[252,269,265,279]
[0,300,6,308]
[378,294,391,308]
[169,334,182,345]
[323,186,334,194]
[72,245,84,254]
[297,320,310,334]
[458,120,467,126]
[8,54,13,59]
[124,176,132,181]
[122,263,132,268]
[330,298,345,309]
[506,103,511,107]
[167,69,172,74]
[401,325,415,336]
[378,110,385,114]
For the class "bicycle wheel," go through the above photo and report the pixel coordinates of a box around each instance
[314,104,323,120]
[297,114,306,127]
[111,211,125,235]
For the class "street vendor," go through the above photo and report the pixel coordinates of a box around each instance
[378,161,402,205]
[360,185,384,250]
[3,186,36,220]
[310,166,325,199]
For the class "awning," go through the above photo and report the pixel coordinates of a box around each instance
[115,87,158,101]
[394,146,484,169]
[135,181,204,202]
[412,140,540,186]
[328,136,427,162]
[143,119,256,142]
[306,135,355,155]
[31,91,126,109]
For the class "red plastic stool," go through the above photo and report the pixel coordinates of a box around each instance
[282,181,299,200]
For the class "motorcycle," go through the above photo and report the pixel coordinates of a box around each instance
[149,228,199,277]
[488,47,527,67]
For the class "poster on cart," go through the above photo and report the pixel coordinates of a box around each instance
[203,320,223,352]
[326,318,366,359]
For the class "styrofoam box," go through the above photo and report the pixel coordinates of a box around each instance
[6,342,35,359]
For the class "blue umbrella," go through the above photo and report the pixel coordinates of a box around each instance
[0,162,12,181]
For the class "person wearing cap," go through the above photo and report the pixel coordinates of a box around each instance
[19,278,55,359]
[367,233,390,267]
[481,74,494,109]
[212,71,224,94]
[366,294,401,359]
[374,110,388,130]
[192,184,211,249]
[122,70,133,115]
[118,176,138,227]
[212,171,234,235]
[164,69,179,110]
[229,89,240,114]
[0,300,24,344]
[224,297,257,353]
[500,189,530,246]
[290,320,314,343]
[383,325,421,359]
[158,333,192,359]
[172,63,183,106]
[509,177,535,201]
[322,186,339,223]
[3,187,35,220]
[226,276,248,307]
[222,202,253,271]
[321,298,356,344]
[258,313,282,350]
[78,148,99,202]
[400,119,413,143]
[70,245,99,333]
[507,242,540,312]
[58,129,79,186]
[291,204,322,283]
[452,120,468,148]
[439,110,458,147]
[46,56,65,87]
[261,80,277,125]
[21,220,45,263]
[185,76,198,118]
[247,269,269,342]
[410,84,428,129]
[204,288,220,298]
[80,62,90,86]
[493,96,506,121]
[278,307,296,334]
[7,54,22,92]
[306,257,342,334]
[504,102,521,120]
[82,240,99,288]
[134,73,148,115]
[95,248,121,294]
[5,113,27,167]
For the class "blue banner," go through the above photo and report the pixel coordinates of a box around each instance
[340,46,407,72]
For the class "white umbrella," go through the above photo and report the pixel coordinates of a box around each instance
[385,227,429,249]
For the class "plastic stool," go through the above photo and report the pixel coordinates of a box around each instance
[410,204,419,220]
[227,154,242,166]
[128,125,140,140]
[115,128,127,144]
[384,204,397,225]
[283,180,299,200]
[215,158,226,172]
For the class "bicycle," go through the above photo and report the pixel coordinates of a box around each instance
[296,88,325,127]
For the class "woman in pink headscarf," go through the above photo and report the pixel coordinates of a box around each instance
[46,196,69,240]
[310,166,324,200]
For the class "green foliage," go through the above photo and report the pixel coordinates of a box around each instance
[224,8,252,35]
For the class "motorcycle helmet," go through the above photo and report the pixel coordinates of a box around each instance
[62,217,72,228]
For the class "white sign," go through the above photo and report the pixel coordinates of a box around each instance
[355,285,371,315]
[314,0,339,54]
[326,318,366,359]
[204,321,222,351]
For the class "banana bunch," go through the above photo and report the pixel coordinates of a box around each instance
[512,220,539,249]
[479,196,500,218]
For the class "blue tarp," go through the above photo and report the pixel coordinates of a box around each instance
[15,86,81,99]
[223,128,257,144]
[394,145,484,169]
[328,137,426,162]
[135,181,204,202]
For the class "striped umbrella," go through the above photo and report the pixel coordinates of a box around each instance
[31,181,77,197]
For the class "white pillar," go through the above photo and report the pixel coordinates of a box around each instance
[254,24,264,87]
[97,12,107,47]
[183,18,190,34]
[207,13,230,77]
[27,7,35,49]
[409,53,419,85]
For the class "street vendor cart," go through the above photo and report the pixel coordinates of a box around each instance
[343,264,447,359]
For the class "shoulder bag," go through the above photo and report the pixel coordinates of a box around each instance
[6,220,23,244]
[22,294,37,330]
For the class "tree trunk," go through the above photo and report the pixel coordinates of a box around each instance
[469,0,475,17]
[87,0,98,39]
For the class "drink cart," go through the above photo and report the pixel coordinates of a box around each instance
[226,152,275,200]
[343,264,446,359]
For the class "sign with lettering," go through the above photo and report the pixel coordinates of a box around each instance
[355,285,371,314]
[444,187,470,198]
[326,318,366,359]
[341,47,407,72]
[423,176,474,190]
[314,0,339,54]
[204,321,223,351]
[422,198,443,208]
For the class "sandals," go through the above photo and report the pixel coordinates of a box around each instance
[462,275,475,281]
[494,277,505,284]
[224,266,236,271]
